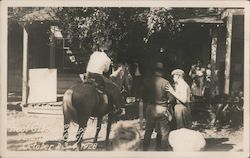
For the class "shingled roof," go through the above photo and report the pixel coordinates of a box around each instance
[21,7,59,22]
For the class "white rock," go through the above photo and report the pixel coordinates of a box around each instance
[169,128,206,152]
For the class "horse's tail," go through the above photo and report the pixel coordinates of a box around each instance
[63,89,78,123]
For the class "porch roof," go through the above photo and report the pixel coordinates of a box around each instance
[21,7,59,22]
[179,16,224,24]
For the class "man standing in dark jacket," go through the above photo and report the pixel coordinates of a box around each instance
[143,62,175,151]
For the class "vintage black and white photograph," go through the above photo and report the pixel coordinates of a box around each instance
[0,0,249,157]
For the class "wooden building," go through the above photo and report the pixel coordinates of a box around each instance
[8,8,83,101]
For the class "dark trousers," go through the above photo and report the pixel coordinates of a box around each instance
[87,72,125,108]
[143,105,171,151]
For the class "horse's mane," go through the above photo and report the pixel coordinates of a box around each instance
[109,65,127,91]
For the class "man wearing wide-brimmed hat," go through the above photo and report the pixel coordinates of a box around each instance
[165,69,192,129]
[143,62,175,151]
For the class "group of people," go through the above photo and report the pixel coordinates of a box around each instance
[111,62,203,151]
[142,62,192,151]
[84,46,202,151]
[188,60,218,101]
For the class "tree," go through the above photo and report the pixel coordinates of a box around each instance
[55,7,181,62]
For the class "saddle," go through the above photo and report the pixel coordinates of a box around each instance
[83,78,109,105]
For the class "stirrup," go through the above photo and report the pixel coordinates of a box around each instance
[112,108,123,115]
[96,86,105,94]
[96,89,104,94]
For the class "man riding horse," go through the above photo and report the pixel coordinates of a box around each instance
[62,44,130,150]
[85,45,124,115]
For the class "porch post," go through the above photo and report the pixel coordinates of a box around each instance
[224,12,233,95]
[210,28,218,98]
[49,35,55,68]
[22,26,28,104]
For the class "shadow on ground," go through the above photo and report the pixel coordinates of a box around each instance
[204,138,234,151]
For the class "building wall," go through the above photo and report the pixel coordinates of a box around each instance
[213,14,244,93]
[8,23,23,93]
[173,24,213,72]
[230,15,244,92]
[28,23,50,68]
[7,23,80,94]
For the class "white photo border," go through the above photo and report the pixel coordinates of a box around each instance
[1,0,249,158]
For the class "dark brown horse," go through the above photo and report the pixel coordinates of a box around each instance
[62,64,131,150]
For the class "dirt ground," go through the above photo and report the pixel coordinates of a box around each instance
[6,101,243,152]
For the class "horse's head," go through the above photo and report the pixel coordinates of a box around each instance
[110,64,132,94]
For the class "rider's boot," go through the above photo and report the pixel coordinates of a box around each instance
[96,85,105,94]
[112,106,123,115]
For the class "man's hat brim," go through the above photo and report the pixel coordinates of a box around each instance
[171,69,185,76]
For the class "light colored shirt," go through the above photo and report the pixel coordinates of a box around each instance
[86,51,111,74]
[196,69,204,77]
[174,79,191,104]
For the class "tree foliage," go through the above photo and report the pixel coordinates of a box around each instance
[146,8,181,40]
[55,7,181,59]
